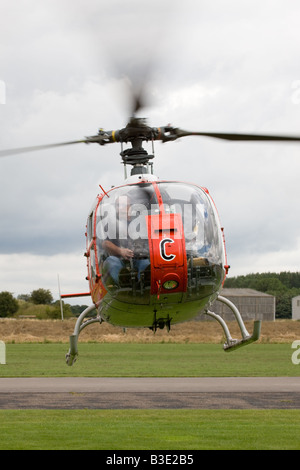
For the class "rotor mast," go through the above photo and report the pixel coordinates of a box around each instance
[120,118,156,176]
[96,117,158,177]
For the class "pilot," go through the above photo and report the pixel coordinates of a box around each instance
[102,194,150,287]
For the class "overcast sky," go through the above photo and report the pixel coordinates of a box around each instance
[0,0,300,303]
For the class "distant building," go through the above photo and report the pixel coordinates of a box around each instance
[292,295,300,320]
[204,288,275,322]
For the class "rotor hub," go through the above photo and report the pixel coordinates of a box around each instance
[117,117,157,173]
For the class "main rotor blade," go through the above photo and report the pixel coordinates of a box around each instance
[0,139,90,158]
[0,135,110,158]
[167,129,300,142]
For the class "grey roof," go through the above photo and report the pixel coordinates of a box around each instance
[220,288,274,297]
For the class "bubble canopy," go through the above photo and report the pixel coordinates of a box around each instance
[86,180,226,326]
[94,181,224,261]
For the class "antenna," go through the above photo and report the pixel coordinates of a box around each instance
[57,274,64,321]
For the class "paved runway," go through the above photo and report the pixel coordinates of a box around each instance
[0,377,299,409]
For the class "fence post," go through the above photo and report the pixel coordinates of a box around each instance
[0,341,6,365]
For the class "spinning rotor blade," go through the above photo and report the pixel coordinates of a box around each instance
[0,139,87,157]
[2,124,300,159]
[0,134,110,158]
[159,127,300,143]
[131,91,144,115]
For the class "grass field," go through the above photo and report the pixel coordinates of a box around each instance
[0,409,299,450]
[0,342,299,377]
[1,318,300,344]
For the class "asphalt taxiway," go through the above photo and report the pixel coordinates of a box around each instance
[0,377,299,409]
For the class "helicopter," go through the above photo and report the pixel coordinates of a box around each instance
[2,105,300,366]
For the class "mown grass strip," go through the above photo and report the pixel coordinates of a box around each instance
[0,409,299,450]
[0,342,298,377]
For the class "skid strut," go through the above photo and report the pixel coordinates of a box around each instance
[66,304,101,366]
[66,296,261,364]
[205,295,261,351]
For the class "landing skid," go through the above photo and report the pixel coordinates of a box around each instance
[65,304,100,366]
[66,295,261,365]
[204,295,261,351]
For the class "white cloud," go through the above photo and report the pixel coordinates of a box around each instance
[0,0,300,301]
[0,253,89,304]
[228,237,300,277]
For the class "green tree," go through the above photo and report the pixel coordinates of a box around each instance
[275,292,293,319]
[17,294,31,302]
[70,305,89,316]
[0,291,19,317]
[30,288,53,305]
[48,301,72,319]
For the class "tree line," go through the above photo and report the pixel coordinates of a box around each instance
[0,289,88,318]
[224,271,300,318]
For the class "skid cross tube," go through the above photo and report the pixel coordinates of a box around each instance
[205,295,261,351]
[65,304,101,366]
[65,295,261,365]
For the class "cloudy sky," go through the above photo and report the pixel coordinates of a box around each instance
[0,0,300,303]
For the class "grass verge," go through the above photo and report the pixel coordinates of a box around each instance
[0,342,298,377]
[0,409,299,450]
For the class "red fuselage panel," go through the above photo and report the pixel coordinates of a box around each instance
[147,213,187,296]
